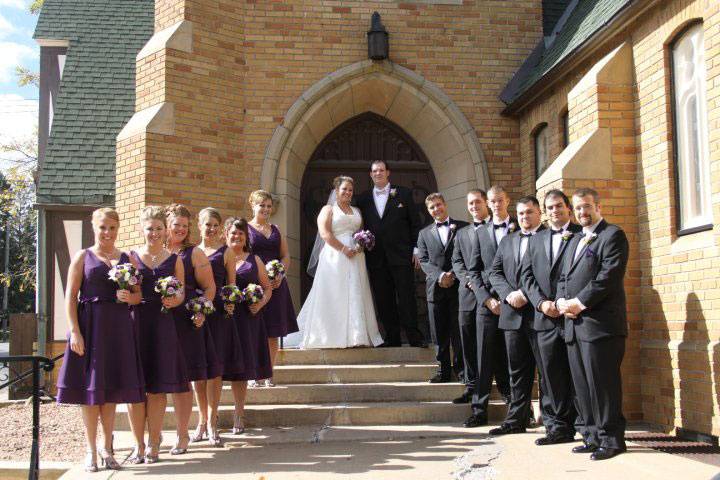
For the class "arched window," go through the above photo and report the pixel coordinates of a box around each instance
[534,123,549,178]
[671,23,712,234]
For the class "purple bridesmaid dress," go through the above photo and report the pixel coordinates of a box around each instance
[223,254,272,381]
[172,247,222,381]
[56,250,145,405]
[247,224,298,337]
[131,251,190,394]
[206,245,245,377]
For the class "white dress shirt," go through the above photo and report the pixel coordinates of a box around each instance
[473,215,491,230]
[493,216,511,246]
[519,225,541,260]
[436,217,451,246]
[373,184,390,218]
[573,217,603,261]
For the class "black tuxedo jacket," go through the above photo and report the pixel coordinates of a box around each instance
[467,217,518,315]
[557,220,629,342]
[417,219,468,303]
[520,223,583,331]
[451,224,481,312]
[356,184,422,268]
[489,226,546,331]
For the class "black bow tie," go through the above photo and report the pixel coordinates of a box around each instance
[551,229,564,235]
[493,223,507,229]
[436,221,450,228]
[519,232,533,238]
[473,221,485,227]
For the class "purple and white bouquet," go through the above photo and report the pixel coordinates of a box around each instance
[221,284,243,317]
[108,263,142,290]
[353,230,376,252]
[242,283,264,305]
[185,295,215,327]
[154,276,183,313]
[265,259,285,281]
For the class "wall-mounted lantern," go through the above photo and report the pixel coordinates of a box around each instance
[367,12,389,60]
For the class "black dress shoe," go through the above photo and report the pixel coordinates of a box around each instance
[452,392,472,404]
[428,373,451,383]
[502,394,511,405]
[590,447,624,461]
[489,424,526,436]
[463,414,488,428]
[535,433,576,445]
[409,341,428,348]
[378,342,400,348]
[572,443,598,454]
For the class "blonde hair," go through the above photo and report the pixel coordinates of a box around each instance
[139,205,166,227]
[198,207,222,225]
[424,192,445,207]
[91,207,119,225]
[487,185,508,198]
[165,203,194,250]
[333,176,354,190]
[248,190,273,207]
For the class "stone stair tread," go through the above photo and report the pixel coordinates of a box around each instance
[274,363,438,369]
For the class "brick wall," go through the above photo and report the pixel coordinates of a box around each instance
[516,0,720,437]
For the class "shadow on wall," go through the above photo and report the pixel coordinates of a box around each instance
[678,292,716,441]
[642,287,674,431]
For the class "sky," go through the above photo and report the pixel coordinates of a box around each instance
[0,0,39,161]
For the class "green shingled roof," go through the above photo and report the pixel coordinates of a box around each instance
[34,0,153,206]
[501,0,633,108]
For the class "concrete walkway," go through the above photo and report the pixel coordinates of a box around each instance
[56,425,720,480]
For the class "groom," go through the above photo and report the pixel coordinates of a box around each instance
[356,160,427,347]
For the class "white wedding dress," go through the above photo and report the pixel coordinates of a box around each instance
[297,204,384,349]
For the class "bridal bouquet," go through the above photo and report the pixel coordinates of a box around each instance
[353,230,375,251]
[185,295,215,327]
[108,263,142,290]
[265,259,285,281]
[154,276,183,313]
[221,284,243,317]
[242,283,264,304]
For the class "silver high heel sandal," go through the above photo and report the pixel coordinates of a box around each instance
[208,418,223,447]
[231,413,245,435]
[144,434,162,464]
[84,450,98,473]
[170,435,190,455]
[99,447,121,470]
[127,444,145,464]
[189,423,207,443]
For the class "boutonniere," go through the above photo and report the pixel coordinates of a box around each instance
[583,232,598,246]
[508,222,517,233]
[389,188,397,198]
[449,223,457,232]
[397,203,404,208]
[561,231,573,242]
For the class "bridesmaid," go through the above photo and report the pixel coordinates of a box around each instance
[247,190,298,386]
[197,207,244,445]
[165,204,222,454]
[129,206,189,464]
[56,208,144,472]
[224,217,273,433]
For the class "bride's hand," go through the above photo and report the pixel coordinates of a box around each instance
[341,246,356,259]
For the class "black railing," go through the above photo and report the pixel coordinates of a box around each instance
[0,354,61,480]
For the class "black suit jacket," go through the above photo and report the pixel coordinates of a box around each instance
[451,224,481,312]
[417,219,468,303]
[356,184,422,268]
[489,226,546,331]
[521,223,583,331]
[557,220,629,342]
[467,217,518,315]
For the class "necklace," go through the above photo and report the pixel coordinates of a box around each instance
[144,246,164,268]
[95,248,118,265]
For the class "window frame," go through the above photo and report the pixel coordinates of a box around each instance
[669,21,713,237]
[533,122,549,179]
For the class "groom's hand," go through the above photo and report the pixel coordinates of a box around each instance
[412,254,421,270]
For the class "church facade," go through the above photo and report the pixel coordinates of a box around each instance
[34,0,720,441]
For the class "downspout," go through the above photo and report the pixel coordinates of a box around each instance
[36,207,47,356]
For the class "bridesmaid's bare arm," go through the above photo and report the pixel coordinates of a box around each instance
[163,256,185,309]
[192,247,216,300]
[224,246,237,286]
[65,250,86,356]
[278,230,291,273]
[249,256,273,315]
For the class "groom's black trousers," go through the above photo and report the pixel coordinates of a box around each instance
[472,311,510,416]
[428,295,462,378]
[368,264,424,346]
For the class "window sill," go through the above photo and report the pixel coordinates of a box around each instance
[671,226,715,254]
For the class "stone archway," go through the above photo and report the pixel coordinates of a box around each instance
[260,59,489,305]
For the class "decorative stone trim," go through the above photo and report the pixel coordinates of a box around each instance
[136,20,192,61]
[117,102,175,141]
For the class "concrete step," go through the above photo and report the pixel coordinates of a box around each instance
[275,347,436,365]
[168,382,467,405]
[272,364,438,384]
[115,401,510,429]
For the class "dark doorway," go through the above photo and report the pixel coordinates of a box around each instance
[299,112,438,339]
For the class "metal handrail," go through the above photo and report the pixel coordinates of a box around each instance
[0,354,62,480]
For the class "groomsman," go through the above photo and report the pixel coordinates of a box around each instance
[452,190,511,427]
[465,185,513,427]
[356,160,426,347]
[417,193,468,382]
[557,188,629,461]
[520,189,581,444]
[488,196,544,435]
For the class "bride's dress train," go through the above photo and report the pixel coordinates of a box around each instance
[297,204,383,349]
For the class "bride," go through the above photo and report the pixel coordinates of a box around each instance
[297,175,384,349]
